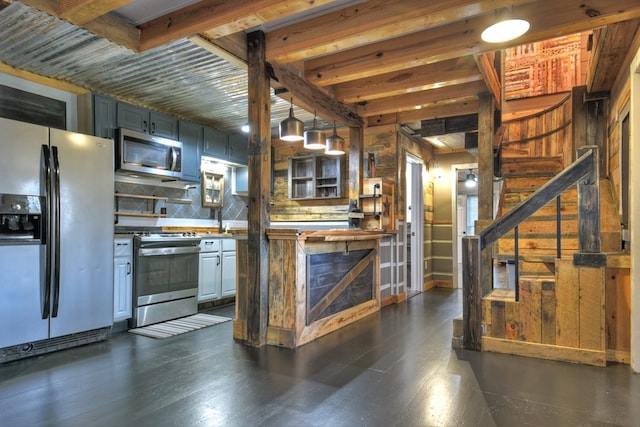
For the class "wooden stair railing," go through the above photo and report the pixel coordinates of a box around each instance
[462,146,600,351]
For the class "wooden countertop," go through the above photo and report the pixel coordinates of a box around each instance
[266,228,395,241]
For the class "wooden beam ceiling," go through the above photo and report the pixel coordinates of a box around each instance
[12,0,640,133]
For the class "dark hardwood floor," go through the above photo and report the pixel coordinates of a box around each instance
[1,289,639,426]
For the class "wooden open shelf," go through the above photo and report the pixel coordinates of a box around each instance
[114,212,167,218]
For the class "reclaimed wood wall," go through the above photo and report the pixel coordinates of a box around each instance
[271,133,350,221]
[501,94,573,166]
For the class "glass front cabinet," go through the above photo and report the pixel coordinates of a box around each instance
[288,155,341,200]
[202,172,224,207]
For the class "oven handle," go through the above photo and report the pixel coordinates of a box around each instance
[138,246,200,256]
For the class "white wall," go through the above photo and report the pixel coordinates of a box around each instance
[630,47,640,373]
[0,73,78,131]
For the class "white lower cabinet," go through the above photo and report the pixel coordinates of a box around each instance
[221,243,236,297]
[198,238,236,302]
[113,238,133,322]
[198,239,221,302]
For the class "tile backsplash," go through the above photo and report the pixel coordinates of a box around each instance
[115,167,247,222]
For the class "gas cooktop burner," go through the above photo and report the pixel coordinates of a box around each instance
[134,231,202,241]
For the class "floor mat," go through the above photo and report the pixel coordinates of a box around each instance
[128,313,232,339]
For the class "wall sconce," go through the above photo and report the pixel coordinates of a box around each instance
[428,159,442,180]
[304,111,326,150]
[481,8,530,43]
[465,169,478,188]
[325,121,345,155]
[279,98,304,141]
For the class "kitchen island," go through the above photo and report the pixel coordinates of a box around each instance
[234,228,392,348]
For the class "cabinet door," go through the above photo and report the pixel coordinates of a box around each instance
[150,111,178,139]
[179,120,202,182]
[93,94,116,139]
[221,250,236,297]
[202,127,228,159]
[232,166,248,195]
[117,102,149,133]
[228,133,248,165]
[198,252,221,301]
[113,256,132,321]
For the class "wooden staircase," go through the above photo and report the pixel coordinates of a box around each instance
[496,156,578,277]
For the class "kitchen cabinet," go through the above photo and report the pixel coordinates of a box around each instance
[232,166,248,195]
[202,127,228,159]
[198,238,236,301]
[288,155,341,199]
[93,94,116,139]
[221,238,236,297]
[202,172,224,207]
[178,120,202,182]
[203,128,248,165]
[198,239,222,302]
[113,238,133,322]
[117,102,178,139]
[228,134,248,165]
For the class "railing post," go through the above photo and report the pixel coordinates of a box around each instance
[514,225,519,301]
[556,195,562,259]
[462,235,483,351]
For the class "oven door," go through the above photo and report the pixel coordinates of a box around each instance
[135,244,199,306]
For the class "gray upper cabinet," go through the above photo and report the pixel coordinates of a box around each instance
[117,102,178,139]
[178,120,202,183]
[202,127,229,159]
[228,134,248,165]
[93,94,116,139]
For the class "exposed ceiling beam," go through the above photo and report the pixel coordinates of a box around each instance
[188,33,248,71]
[355,80,486,117]
[366,99,480,127]
[21,0,140,51]
[265,0,534,63]
[305,0,640,86]
[269,61,363,127]
[139,0,334,52]
[333,56,481,103]
[474,52,502,109]
[58,0,132,25]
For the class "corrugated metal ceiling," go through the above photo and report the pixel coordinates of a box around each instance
[0,2,319,135]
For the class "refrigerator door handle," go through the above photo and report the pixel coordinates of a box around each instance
[41,144,51,320]
[169,147,178,171]
[51,145,61,318]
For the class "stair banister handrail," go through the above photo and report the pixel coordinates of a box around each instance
[479,148,595,250]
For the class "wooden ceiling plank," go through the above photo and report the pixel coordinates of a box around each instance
[367,100,480,128]
[58,0,133,25]
[269,61,363,127]
[333,56,481,103]
[587,19,640,93]
[306,0,640,86]
[139,0,332,52]
[356,80,487,117]
[266,0,534,63]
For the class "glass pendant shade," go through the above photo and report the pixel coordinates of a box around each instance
[465,170,478,188]
[279,98,304,141]
[325,122,345,155]
[304,114,326,150]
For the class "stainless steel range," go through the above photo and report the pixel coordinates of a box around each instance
[132,232,201,327]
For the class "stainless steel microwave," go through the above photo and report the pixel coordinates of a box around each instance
[115,128,183,179]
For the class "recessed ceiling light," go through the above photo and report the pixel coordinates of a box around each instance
[481,18,530,43]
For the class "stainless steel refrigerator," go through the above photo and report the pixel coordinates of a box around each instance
[0,117,114,360]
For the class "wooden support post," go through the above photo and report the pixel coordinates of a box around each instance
[574,146,605,266]
[572,86,587,156]
[244,30,270,346]
[463,235,483,351]
[478,92,494,294]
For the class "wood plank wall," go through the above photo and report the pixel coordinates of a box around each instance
[501,94,573,166]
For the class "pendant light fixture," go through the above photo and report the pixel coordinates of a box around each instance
[465,169,478,188]
[325,121,345,155]
[481,8,530,43]
[304,111,326,150]
[279,98,304,142]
